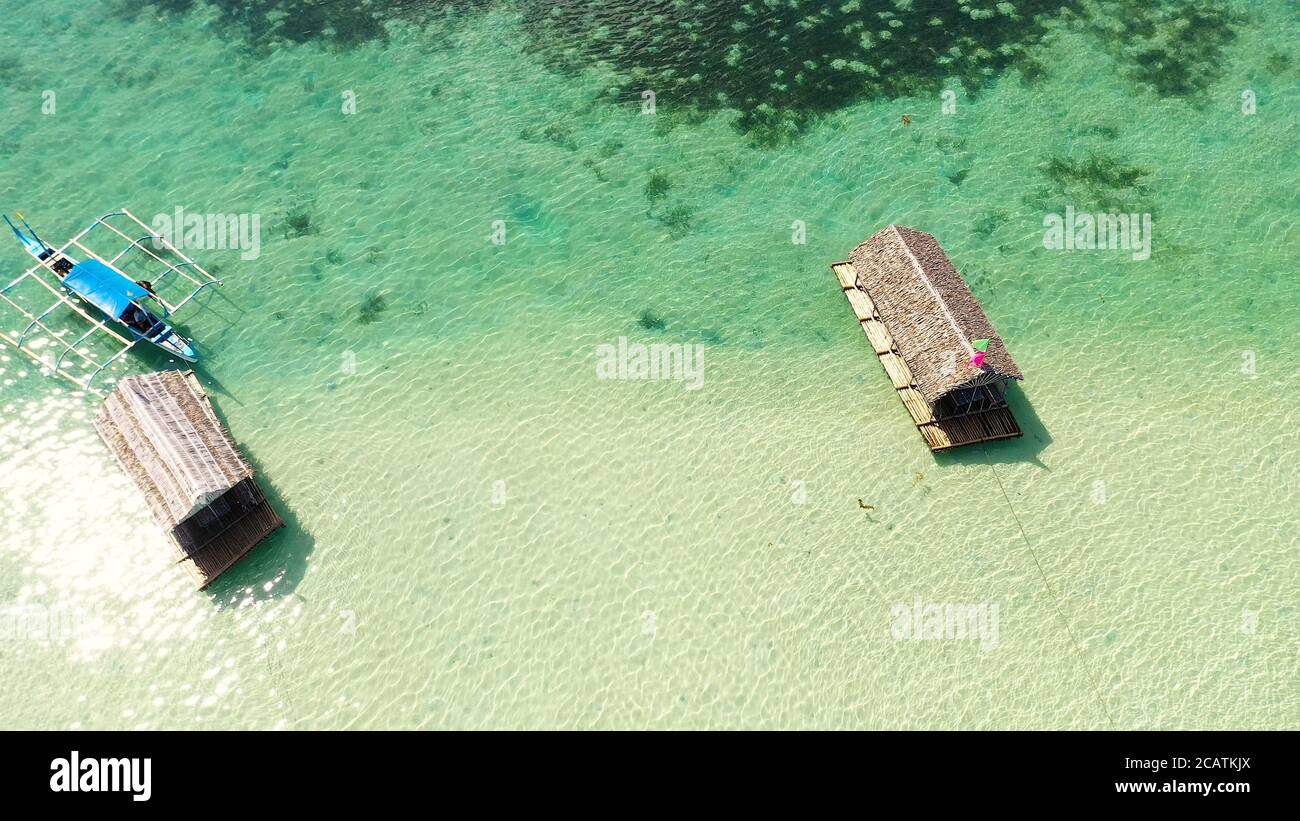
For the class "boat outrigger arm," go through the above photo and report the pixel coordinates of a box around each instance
[0,208,223,394]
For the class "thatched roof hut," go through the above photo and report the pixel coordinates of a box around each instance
[94,370,283,588]
[847,225,1023,404]
[832,226,1025,451]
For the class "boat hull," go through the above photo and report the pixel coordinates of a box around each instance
[8,223,204,363]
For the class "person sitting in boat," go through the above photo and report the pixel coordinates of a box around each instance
[122,302,161,336]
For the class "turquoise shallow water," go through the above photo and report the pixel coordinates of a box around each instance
[0,1,1296,728]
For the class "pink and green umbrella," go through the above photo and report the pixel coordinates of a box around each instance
[969,338,990,368]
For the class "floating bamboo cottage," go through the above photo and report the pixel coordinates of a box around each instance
[94,370,283,588]
[831,225,1024,452]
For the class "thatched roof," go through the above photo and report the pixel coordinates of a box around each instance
[94,370,253,527]
[846,225,1023,404]
[95,370,283,588]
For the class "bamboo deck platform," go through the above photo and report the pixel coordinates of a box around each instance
[831,262,1022,452]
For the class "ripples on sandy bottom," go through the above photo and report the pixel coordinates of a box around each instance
[2,323,1295,728]
[0,2,1296,728]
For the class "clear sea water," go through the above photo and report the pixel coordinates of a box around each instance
[0,1,1295,728]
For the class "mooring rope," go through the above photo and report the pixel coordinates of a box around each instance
[982,446,1117,728]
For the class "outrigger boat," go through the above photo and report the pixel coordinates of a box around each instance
[0,209,222,393]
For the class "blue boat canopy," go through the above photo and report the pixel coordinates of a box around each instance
[63,259,147,320]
